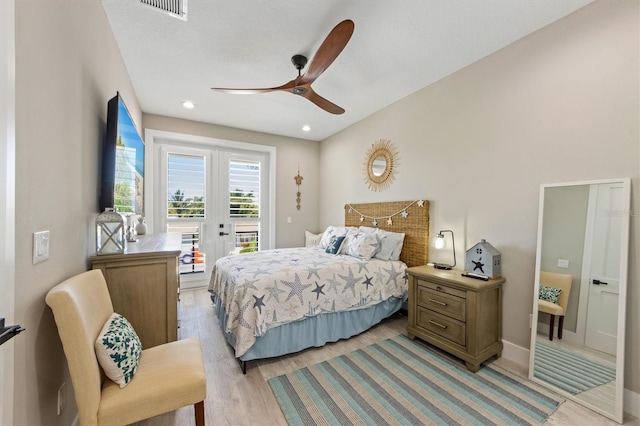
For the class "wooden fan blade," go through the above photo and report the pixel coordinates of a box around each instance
[297,19,354,86]
[300,87,345,115]
[212,79,296,94]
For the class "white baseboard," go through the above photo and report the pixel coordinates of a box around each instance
[625,388,640,419]
[502,339,530,369]
[501,339,640,419]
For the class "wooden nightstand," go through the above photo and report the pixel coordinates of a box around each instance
[406,265,504,372]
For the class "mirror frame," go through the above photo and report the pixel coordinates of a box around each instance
[528,178,631,423]
[363,138,398,192]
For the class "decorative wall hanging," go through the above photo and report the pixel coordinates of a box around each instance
[294,164,303,210]
[363,138,399,192]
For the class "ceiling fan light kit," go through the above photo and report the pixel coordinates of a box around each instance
[212,20,354,115]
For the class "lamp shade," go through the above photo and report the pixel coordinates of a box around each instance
[96,208,125,255]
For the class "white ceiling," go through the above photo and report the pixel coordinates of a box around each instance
[102,0,593,142]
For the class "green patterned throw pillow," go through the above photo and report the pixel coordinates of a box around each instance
[95,313,142,388]
[539,285,562,304]
[325,235,346,254]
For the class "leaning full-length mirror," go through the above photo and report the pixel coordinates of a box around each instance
[529,178,630,423]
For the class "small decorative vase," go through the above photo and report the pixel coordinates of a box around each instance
[135,216,147,235]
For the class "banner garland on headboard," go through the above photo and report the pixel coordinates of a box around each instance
[346,200,425,227]
[344,200,429,267]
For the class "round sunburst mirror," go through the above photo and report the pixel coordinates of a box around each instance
[363,139,399,192]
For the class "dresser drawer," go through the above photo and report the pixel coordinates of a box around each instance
[418,279,466,299]
[417,286,466,321]
[416,306,466,346]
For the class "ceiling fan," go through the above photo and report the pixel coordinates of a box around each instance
[212,19,355,115]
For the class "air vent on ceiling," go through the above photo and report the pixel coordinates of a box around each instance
[139,0,187,20]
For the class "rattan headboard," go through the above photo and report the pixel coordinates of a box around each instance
[345,200,429,267]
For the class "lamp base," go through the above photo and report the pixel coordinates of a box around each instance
[433,263,453,270]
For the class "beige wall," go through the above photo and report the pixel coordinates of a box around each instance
[539,185,589,332]
[14,0,140,424]
[320,0,639,393]
[142,114,320,249]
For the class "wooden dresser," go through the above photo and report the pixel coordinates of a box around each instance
[406,265,504,372]
[90,233,181,349]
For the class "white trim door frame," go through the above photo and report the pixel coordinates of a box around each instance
[144,129,276,286]
[0,0,16,423]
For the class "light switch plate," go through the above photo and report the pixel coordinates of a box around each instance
[33,230,50,264]
[557,258,570,269]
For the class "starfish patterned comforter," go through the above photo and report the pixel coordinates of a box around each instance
[209,247,408,358]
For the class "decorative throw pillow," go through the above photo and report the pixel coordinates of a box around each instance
[539,285,562,304]
[318,226,352,249]
[95,313,143,388]
[358,227,405,261]
[305,230,322,247]
[325,235,346,254]
[343,231,381,260]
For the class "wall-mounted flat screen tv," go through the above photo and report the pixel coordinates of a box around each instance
[99,92,144,214]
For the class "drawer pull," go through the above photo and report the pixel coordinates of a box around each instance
[429,320,448,329]
[428,298,447,306]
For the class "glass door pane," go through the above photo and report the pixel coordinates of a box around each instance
[166,153,207,277]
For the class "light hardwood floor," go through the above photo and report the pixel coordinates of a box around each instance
[134,288,639,426]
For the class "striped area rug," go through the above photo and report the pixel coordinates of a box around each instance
[533,340,616,395]
[268,335,563,425]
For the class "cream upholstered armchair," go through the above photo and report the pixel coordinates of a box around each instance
[45,269,206,425]
[537,271,573,341]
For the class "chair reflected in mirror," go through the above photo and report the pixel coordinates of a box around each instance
[537,271,573,341]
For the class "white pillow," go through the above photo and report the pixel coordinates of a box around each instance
[95,313,142,388]
[359,227,405,261]
[342,230,381,260]
[319,226,353,249]
[305,231,323,247]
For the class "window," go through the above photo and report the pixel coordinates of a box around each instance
[166,153,206,274]
[229,160,260,253]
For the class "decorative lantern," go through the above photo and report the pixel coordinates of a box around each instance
[465,239,502,279]
[96,208,125,255]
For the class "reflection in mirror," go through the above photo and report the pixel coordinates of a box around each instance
[371,156,386,176]
[529,179,630,423]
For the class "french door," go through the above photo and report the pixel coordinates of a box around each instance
[152,140,271,289]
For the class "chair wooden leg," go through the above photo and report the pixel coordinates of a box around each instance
[195,401,205,426]
[558,316,564,339]
[548,315,555,341]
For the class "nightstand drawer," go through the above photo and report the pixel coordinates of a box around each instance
[417,287,466,322]
[418,279,466,299]
[416,307,466,346]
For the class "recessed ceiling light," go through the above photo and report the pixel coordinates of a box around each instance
[182,101,195,109]
[302,125,311,132]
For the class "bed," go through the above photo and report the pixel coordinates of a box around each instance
[208,200,429,373]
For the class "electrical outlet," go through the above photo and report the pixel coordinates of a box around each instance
[32,230,50,264]
[57,382,66,415]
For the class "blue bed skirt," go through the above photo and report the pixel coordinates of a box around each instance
[214,295,406,362]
